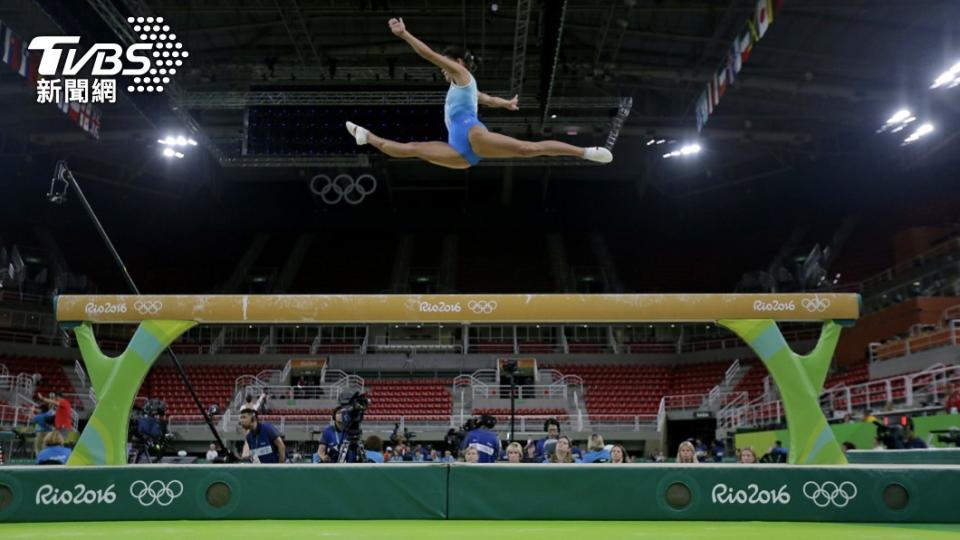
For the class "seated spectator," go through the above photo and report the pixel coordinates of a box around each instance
[505,442,523,463]
[428,449,439,462]
[412,444,425,462]
[738,447,758,464]
[37,432,72,465]
[610,444,629,464]
[383,447,394,462]
[205,443,219,462]
[676,441,698,464]
[546,436,580,463]
[711,440,725,462]
[364,435,385,463]
[581,433,611,463]
[841,441,856,455]
[463,446,480,463]
[442,450,455,463]
[522,440,539,463]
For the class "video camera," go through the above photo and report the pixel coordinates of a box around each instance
[336,392,369,435]
[128,405,174,463]
[874,417,913,449]
[332,392,369,463]
[931,428,960,447]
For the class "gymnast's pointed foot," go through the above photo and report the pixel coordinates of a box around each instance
[582,146,613,164]
[345,121,369,145]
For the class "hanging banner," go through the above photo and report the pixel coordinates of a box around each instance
[696,0,784,132]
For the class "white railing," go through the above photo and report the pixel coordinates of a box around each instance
[0,403,37,428]
[869,319,960,362]
[723,363,960,431]
[74,359,88,388]
[589,414,660,432]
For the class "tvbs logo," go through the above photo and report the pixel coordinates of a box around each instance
[29,36,151,76]
[27,16,188,100]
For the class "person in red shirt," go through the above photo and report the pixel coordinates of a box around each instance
[40,392,73,436]
[946,384,960,413]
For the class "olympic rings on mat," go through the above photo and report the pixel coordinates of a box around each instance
[310,174,378,205]
[802,481,857,508]
[130,479,184,507]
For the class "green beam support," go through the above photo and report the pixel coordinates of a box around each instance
[68,320,196,466]
[718,319,845,465]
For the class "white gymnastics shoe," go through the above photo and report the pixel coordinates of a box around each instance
[582,146,613,163]
[345,121,369,145]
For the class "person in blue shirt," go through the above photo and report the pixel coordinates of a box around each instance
[904,430,928,449]
[581,433,612,463]
[239,406,284,464]
[460,415,501,463]
[363,435,385,463]
[535,418,561,461]
[32,405,55,457]
[37,431,71,465]
[315,407,348,463]
[344,18,613,170]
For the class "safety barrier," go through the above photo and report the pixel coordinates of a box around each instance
[0,464,957,523]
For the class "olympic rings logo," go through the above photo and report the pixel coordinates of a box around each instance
[468,300,498,314]
[802,481,857,508]
[801,296,831,313]
[310,173,377,205]
[130,480,183,507]
[134,300,163,314]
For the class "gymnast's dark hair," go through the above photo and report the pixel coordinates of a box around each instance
[441,45,478,72]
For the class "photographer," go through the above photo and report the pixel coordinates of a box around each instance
[535,418,561,461]
[240,405,285,464]
[460,414,500,463]
[314,409,346,463]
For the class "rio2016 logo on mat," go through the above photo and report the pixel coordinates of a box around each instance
[27,15,189,105]
[35,483,117,506]
[711,483,791,505]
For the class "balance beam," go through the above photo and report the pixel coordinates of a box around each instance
[55,293,860,324]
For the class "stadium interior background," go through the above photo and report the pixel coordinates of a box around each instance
[1,0,959,476]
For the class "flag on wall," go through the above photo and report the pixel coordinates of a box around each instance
[0,19,101,139]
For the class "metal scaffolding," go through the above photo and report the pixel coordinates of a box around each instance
[272,0,321,66]
[179,92,625,109]
[541,0,569,126]
[604,97,633,150]
[509,0,533,98]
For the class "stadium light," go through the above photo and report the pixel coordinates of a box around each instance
[662,143,702,159]
[158,134,198,147]
[886,109,911,125]
[877,109,916,134]
[930,61,960,89]
[902,123,934,145]
[162,148,184,159]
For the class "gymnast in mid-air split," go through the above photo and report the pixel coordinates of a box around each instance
[346,18,614,169]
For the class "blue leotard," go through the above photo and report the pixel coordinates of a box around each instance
[444,74,486,166]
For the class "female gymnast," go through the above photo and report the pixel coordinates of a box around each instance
[345,18,614,169]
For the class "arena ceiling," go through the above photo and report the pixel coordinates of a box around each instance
[1,0,959,207]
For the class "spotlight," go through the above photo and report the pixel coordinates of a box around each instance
[646,139,656,146]
[490,2,499,13]
[886,109,911,125]
[877,109,916,133]
[162,148,184,159]
[550,114,557,119]
[930,61,960,89]
[662,143,702,159]
[902,123,934,145]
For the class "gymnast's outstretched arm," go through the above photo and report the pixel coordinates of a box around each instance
[388,18,471,86]
[479,92,519,111]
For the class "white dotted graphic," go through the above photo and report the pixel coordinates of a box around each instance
[125,16,188,95]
